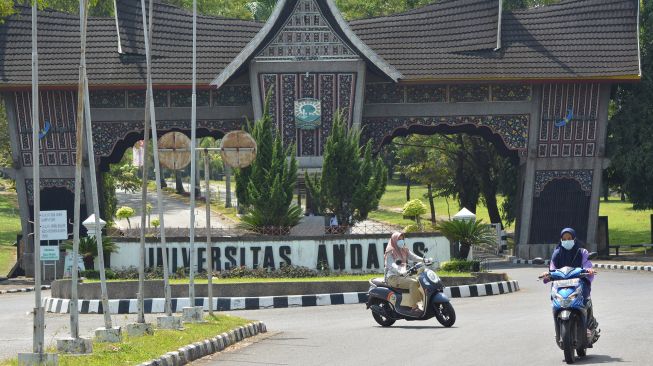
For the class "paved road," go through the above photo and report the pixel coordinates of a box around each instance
[193,266,653,366]
[0,289,162,360]
[114,188,233,230]
[2,266,652,365]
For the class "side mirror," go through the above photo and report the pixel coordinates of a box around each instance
[588,252,598,260]
[532,257,545,265]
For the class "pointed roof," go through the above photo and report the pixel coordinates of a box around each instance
[210,0,402,89]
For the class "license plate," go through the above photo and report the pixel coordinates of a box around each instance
[554,279,580,288]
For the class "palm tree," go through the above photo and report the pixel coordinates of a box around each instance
[64,236,119,270]
[437,219,496,260]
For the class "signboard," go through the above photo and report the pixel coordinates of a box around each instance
[63,251,86,277]
[294,98,321,130]
[40,246,60,261]
[110,235,451,273]
[40,210,68,240]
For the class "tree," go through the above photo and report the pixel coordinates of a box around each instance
[402,199,427,231]
[116,206,135,228]
[393,133,518,228]
[608,0,653,210]
[110,163,141,193]
[64,235,118,270]
[437,219,496,260]
[0,99,11,167]
[306,111,387,227]
[238,99,302,231]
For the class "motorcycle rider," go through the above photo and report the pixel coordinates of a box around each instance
[541,228,599,340]
[384,231,424,313]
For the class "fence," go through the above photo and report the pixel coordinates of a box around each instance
[113,222,414,239]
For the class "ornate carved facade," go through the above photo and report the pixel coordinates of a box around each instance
[534,170,594,197]
[260,72,355,155]
[13,91,78,167]
[538,84,600,158]
[365,83,532,104]
[256,0,358,61]
[361,115,530,153]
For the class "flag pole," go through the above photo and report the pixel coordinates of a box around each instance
[140,0,173,318]
[186,0,200,318]
[30,0,44,354]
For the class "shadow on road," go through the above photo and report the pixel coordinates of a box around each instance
[573,354,626,364]
[375,325,455,330]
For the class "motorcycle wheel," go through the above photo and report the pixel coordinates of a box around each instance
[371,302,395,327]
[560,319,576,364]
[433,302,456,327]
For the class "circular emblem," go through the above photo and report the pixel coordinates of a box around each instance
[294,98,322,130]
[220,130,257,168]
[158,131,191,170]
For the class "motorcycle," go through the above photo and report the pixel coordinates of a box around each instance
[366,260,456,327]
[540,266,600,364]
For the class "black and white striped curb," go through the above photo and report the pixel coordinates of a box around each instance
[593,263,653,272]
[446,280,519,298]
[137,321,267,366]
[43,280,520,314]
[512,258,550,265]
[0,285,50,295]
[512,257,653,272]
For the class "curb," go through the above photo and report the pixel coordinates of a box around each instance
[512,258,653,272]
[0,285,50,295]
[593,263,653,272]
[511,258,550,265]
[137,321,267,366]
[42,280,520,314]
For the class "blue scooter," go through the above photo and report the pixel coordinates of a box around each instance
[366,260,456,327]
[540,266,600,364]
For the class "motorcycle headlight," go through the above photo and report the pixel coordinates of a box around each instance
[426,270,439,283]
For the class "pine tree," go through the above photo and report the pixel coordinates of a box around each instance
[306,111,387,227]
[238,99,301,232]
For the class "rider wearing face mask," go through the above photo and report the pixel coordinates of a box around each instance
[542,228,599,336]
[384,231,424,312]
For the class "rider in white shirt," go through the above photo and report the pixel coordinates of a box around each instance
[384,231,424,311]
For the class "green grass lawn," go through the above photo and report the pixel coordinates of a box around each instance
[374,180,652,244]
[0,189,20,276]
[0,314,251,366]
[372,179,510,229]
[599,198,653,244]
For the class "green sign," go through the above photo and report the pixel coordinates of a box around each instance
[294,98,321,130]
[40,246,60,261]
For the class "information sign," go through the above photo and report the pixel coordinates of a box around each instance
[40,210,68,240]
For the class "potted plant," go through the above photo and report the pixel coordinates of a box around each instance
[436,219,496,260]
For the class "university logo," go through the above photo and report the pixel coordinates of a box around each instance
[294,98,321,130]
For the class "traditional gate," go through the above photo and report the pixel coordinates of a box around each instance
[0,0,640,271]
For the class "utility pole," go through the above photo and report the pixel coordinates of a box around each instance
[30,0,44,356]
[140,0,179,329]
[204,152,214,316]
[183,0,204,323]
[57,0,93,352]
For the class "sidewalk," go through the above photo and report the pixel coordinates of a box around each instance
[0,277,39,292]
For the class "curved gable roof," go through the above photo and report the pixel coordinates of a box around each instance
[349,0,640,81]
[210,0,402,89]
[0,1,262,87]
